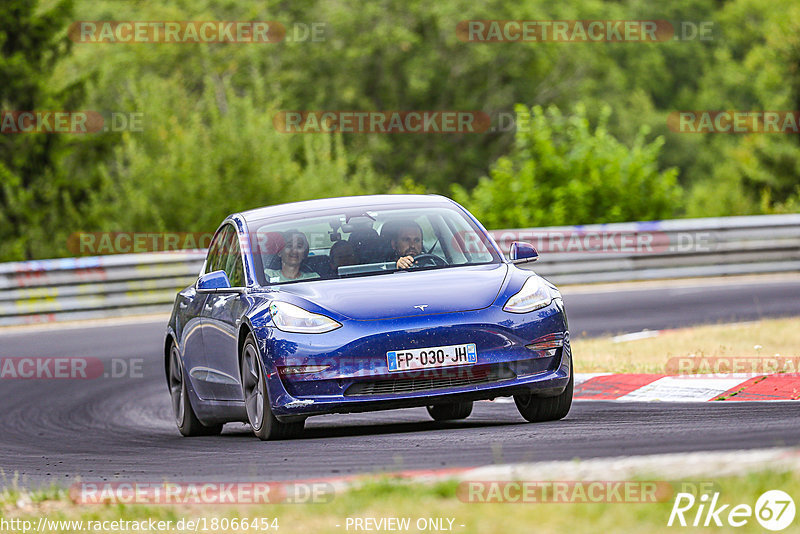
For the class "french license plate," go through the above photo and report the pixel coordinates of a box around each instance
[386,343,477,372]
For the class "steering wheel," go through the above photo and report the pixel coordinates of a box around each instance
[412,253,448,267]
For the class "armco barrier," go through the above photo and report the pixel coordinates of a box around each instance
[0,252,205,326]
[0,215,798,326]
[501,214,800,283]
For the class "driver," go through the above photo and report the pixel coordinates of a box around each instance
[391,221,424,270]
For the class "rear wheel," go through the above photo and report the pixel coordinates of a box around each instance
[169,342,223,436]
[241,334,304,440]
[426,401,473,421]
[514,365,573,423]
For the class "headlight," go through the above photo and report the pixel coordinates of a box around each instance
[503,276,553,313]
[269,302,342,333]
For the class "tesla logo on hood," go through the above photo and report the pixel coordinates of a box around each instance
[414,305,428,311]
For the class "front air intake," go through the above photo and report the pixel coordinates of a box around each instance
[344,365,516,396]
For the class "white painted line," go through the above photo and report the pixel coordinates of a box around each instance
[558,272,800,295]
[0,312,168,335]
[574,373,613,386]
[681,373,762,380]
[486,373,611,403]
[612,330,660,343]
[617,375,754,402]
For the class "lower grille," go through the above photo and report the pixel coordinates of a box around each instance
[344,366,516,396]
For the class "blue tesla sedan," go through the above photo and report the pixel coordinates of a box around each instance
[165,195,572,439]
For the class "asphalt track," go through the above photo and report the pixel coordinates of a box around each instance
[1,276,799,487]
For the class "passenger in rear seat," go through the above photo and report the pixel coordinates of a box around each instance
[328,240,358,276]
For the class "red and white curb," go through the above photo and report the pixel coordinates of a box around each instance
[574,373,800,401]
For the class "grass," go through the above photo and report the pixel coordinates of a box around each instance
[572,317,800,374]
[2,472,800,533]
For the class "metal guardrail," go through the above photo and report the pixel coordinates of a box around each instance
[500,214,800,283]
[1,215,798,326]
[0,252,206,326]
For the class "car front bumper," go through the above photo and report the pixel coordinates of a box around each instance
[257,299,572,418]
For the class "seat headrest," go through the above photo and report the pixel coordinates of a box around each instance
[252,231,285,255]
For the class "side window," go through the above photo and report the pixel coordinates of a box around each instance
[205,225,232,275]
[224,229,245,287]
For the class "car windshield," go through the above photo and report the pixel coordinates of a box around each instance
[247,203,501,286]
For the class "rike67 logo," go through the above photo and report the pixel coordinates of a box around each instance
[668,490,795,531]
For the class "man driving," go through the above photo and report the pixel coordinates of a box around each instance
[391,220,424,270]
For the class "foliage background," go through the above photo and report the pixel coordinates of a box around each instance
[1,0,799,260]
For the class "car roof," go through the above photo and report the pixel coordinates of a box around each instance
[239,194,454,224]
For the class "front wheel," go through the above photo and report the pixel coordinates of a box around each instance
[241,334,304,440]
[426,401,473,421]
[514,366,573,423]
[169,342,223,436]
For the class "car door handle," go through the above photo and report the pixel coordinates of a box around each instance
[179,302,188,309]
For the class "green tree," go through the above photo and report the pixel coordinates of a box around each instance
[682,0,800,215]
[453,104,681,228]
[0,0,86,260]
[64,0,709,194]
[5,0,799,262]
[78,73,386,239]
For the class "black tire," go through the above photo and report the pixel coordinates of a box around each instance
[514,365,573,423]
[426,401,473,421]
[241,334,304,440]
[168,341,223,436]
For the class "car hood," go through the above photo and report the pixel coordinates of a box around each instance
[269,263,509,320]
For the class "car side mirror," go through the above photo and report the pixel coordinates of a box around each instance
[197,270,232,291]
[509,241,539,263]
